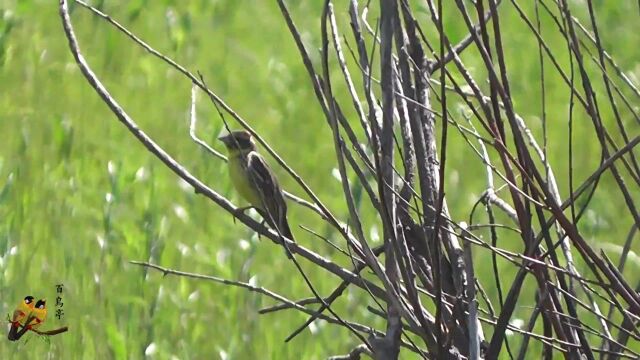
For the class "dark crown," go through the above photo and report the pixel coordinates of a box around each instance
[35,299,46,309]
[219,130,255,150]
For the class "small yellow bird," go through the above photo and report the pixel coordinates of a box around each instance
[26,299,47,331]
[7,296,35,341]
[219,130,294,257]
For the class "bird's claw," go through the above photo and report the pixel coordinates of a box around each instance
[231,206,254,224]
[256,219,268,240]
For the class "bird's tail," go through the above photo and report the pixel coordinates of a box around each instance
[278,218,294,259]
[7,321,29,341]
[7,323,19,341]
[258,209,294,258]
[279,217,294,242]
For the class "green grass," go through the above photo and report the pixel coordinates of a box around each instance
[1,0,638,358]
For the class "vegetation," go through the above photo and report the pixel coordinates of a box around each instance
[1,0,638,358]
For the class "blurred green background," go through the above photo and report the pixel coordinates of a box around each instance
[0,0,638,359]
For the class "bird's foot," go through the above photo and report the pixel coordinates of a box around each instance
[231,206,255,224]
[256,219,268,240]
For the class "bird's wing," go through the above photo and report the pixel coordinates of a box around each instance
[11,309,26,324]
[246,152,291,238]
[23,310,45,329]
[12,300,33,324]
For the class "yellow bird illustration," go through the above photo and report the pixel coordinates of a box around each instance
[26,299,47,330]
[7,296,35,340]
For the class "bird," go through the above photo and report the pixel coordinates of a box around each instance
[219,130,294,258]
[26,299,47,331]
[7,295,35,341]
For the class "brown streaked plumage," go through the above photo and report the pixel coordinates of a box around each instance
[219,130,294,257]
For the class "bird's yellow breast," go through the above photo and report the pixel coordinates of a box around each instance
[228,151,262,207]
[15,301,33,325]
[27,308,46,329]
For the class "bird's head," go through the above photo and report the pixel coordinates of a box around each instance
[218,130,256,153]
[35,299,46,310]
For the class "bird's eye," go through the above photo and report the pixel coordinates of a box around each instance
[35,300,46,309]
[24,296,34,303]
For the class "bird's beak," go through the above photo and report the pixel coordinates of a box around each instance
[218,134,230,145]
